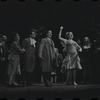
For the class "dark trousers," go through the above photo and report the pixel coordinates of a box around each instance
[22,71,33,85]
[0,60,8,84]
[42,72,51,86]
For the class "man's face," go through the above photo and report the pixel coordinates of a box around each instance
[3,36,7,42]
[69,32,73,39]
[47,31,52,38]
[84,37,89,42]
[30,32,36,39]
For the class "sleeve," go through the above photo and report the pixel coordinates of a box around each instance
[60,38,68,44]
[2,43,7,58]
[22,39,27,49]
[38,39,45,57]
[12,42,23,54]
[52,40,56,59]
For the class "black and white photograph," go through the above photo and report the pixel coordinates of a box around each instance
[0,0,100,99]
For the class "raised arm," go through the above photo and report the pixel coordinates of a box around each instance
[59,26,67,44]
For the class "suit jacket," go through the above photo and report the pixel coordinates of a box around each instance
[39,37,55,72]
[22,38,36,72]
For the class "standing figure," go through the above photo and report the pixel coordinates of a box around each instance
[54,48,63,83]
[22,30,37,86]
[59,26,82,85]
[81,37,92,84]
[39,30,55,87]
[2,35,9,84]
[0,34,4,85]
[7,33,25,87]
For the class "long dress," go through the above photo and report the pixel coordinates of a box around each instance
[62,40,82,70]
[81,44,91,70]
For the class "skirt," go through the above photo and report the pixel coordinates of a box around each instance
[61,52,82,70]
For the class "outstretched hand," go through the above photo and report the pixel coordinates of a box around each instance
[60,26,64,30]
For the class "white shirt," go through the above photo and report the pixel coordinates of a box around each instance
[47,37,51,41]
[30,38,36,47]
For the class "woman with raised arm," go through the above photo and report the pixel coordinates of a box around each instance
[59,26,82,85]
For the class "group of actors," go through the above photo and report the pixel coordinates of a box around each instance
[0,26,94,87]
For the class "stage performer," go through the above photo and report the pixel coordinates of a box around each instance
[59,26,82,85]
[22,29,37,86]
[39,30,55,87]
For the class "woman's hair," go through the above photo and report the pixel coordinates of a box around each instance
[65,32,73,39]
[84,37,90,41]
[83,37,91,45]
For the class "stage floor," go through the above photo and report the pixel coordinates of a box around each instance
[0,84,100,99]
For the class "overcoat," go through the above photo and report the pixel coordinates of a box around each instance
[39,37,55,72]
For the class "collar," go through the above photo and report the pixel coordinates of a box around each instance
[29,38,36,43]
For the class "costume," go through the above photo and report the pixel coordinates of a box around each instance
[62,40,82,70]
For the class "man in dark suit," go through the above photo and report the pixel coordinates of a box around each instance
[39,30,55,87]
[22,29,37,86]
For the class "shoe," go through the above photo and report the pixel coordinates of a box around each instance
[7,84,15,87]
[81,81,85,85]
[50,83,54,86]
[26,83,33,86]
[12,82,18,86]
[45,84,52,87]
[74,82,77,86]
[64,82,69,85]
[21,83,26,87]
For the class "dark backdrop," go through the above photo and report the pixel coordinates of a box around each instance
[0,1,100,46]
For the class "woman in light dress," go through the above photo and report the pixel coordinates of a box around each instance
[59,26,82,85]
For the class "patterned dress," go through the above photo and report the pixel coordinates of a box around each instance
[7,41,23,75]
[62,40,82,70]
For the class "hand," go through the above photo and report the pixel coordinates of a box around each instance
[39,54,43,59]
[79,48,82,52]
[60,26,64,30]
[2,57,5,61]
[22,48,25,52]
[0,43,2,46]
[97,47,100,50]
